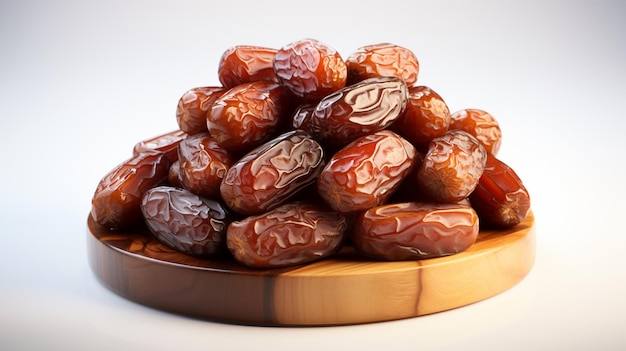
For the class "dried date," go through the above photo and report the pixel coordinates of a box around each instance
[310,76,408,148]
[417,130,487,203]
[141,186,231,257]
[346,43,419,85]
[317,130,416,213]
[469,153,531,227]
[220,130,325,215]
[132,129,187,162]
[352,201,479,260]
[218,45,278,89]
[226,201,348,268]
[176,87,226,135]
[450,108,502,155]
[91,151,170,230]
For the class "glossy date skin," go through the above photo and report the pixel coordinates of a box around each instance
[91,151,170,230]
[310,76,408,148]
[176,87,226,135]
[141,186,231,257]
[417,130,487,203]
[208,81,292,153]
[469,153,531,227]
[393,86,450,149]
[346,43,419,86]
[317,130,416,214]
[226,202,348,268]
[220,130,325,215]
[353,201,479,260]
[450,108,502,156]
[273,38,347,101]
[178,133,233,199]
[218,45,278,89]
[132,129,187,162]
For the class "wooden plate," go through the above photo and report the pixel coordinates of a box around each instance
[87,210,535,326]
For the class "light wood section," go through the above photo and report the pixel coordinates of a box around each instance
[87,211,535,326]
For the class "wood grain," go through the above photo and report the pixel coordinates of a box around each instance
[87,210,535,326]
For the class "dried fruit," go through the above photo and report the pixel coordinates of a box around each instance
[132,129,187,162]
[218,45,278,89]
[346,43,419,85]
[175,87,226,135]
[393,85,450,148]
[450,108,502,155]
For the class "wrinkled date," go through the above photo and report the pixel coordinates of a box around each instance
[352,201,479,260]
[218,45,278,89]
[346,43,419,86]
[310,76,408,148]
[393,85,450,149]
[469,153,531,227]
[226,202,348,268]
[208,81,292,153]
[176,87,226,135]
[178,133,233,199]
[132,129,187,163]
[417,130,487,203]
[91,151,170,230]
[220,130,325,215]
[273,38,347,101]
[317,130,416,213]
[450,108,502,156]
[141,186,231,257]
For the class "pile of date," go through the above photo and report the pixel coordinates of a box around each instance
[91,39,531,269]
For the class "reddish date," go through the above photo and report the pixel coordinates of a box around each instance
[392,86,450,149]
[91,151,170,230]
[317,130,416,214]
[208,81,292,153]
[226,201,348,268]
[132,129,187,162]
[469,153,531,227]
[352,201,479,260]
[450,108,502,156]
[417,130,487,203]
[220,130,325,215]
[218,45,278,89]
[273,38,347,101]
[178,133,233,199]
[310,76,408,148]
[346,43,419,86]
[175,87,226,135]
[141,186,231,257]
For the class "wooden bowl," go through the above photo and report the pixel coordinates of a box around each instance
[87,210,535,326]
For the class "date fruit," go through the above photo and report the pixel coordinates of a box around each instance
[417,130,487,203]
[310,76,408,148]
[218,45,278,89]
[226,201,348,268]
[273,38,347,101]
[132,129,187,162]
[353,201,479,260]
[178,133,233,199]
[450,108,502,155]
[208,81,292,153]
[141,186,231,257]
[469,153,531,227]
[317,130,416,213]
[346,43,419,86]
[91,151,170,230]
[176,87,226,135]
[220,130,325,215]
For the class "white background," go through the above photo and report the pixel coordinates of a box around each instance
[1,0,625,349]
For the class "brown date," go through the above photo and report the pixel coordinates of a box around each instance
[273,38,347,101]
[352,201,479,260]
[175,87,226,135]
[167,160,183,188]
[317,130,416,214]
[469,153,531,227]
[226,201,348,268]
[417,130,487,203]
[141,186,231,257]
[132,129,187,162]
[178,132,233,199]
[218,45,278,89]
[392,85,450,149]
[290,103,315,132]
[450,108,502,156]
[208,81,292,153]
[346,43,419,85]
[310,76,408,148]
[91,151,170,230]
[220,130,325,215]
